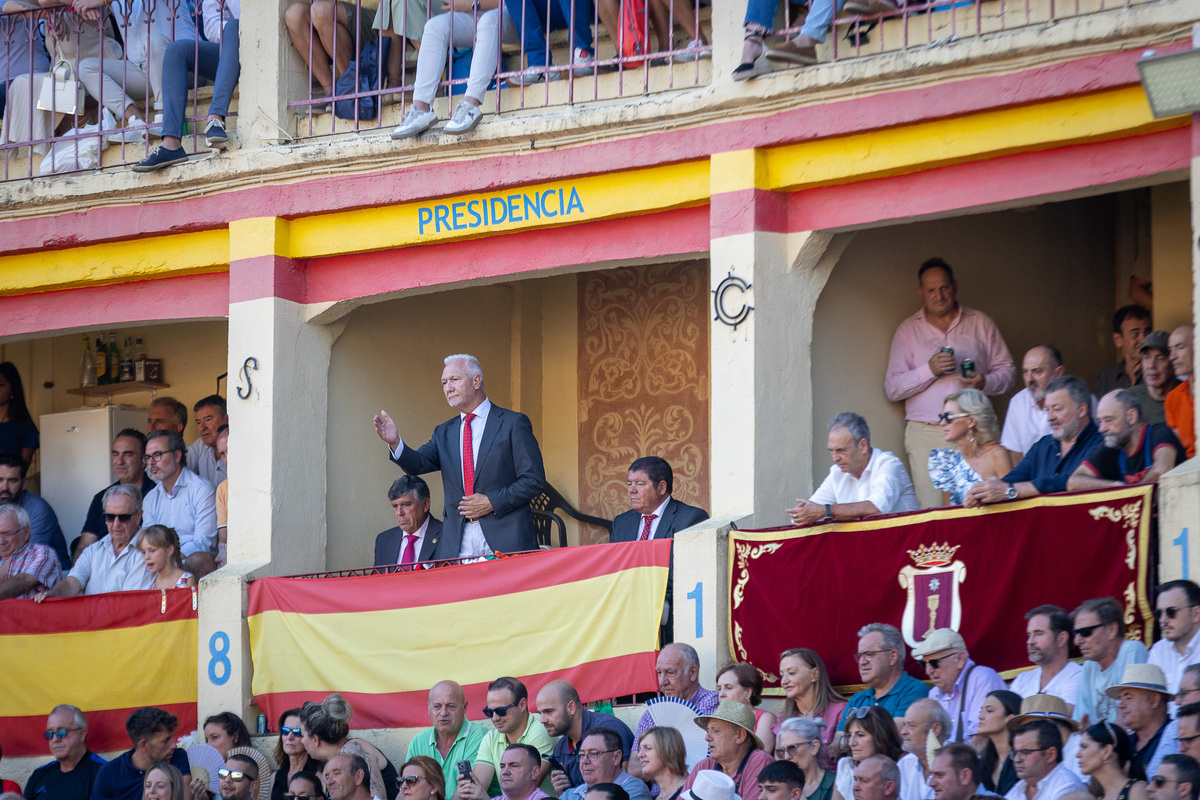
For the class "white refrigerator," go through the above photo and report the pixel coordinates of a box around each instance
[40,405,149,548]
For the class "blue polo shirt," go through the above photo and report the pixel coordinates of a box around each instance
[91,747,189,800]
[552,709,635,787]
[1002,421,1103,495]
[838,672,929,730]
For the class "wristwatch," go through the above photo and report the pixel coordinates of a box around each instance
[1004,484,1018,500]
[824,503,833,521]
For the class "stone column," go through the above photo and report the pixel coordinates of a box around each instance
[237,0,296,149]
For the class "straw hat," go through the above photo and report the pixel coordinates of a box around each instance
[1006,693,1078,732]
[694,700,764,751]
[1105,663,1174,700]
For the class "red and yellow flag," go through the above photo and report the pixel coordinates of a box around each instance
[248,540,670,728]
[0,588,198,756]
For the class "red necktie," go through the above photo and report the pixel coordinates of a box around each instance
[638,514,657,541]
[400,534,417,571]
[462,413,476,496]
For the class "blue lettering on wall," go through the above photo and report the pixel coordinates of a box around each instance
[417,186,585,235]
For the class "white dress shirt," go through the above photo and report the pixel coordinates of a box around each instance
[1009,662,1083,708]
[68,533,154,594]
[1149,629,1200,700]
[999,389,1050,455]
[1004,762,1086,800]
[186,438,227,487]
[394,515,432,565]
[639,497,671,540]
[809,448,920,515]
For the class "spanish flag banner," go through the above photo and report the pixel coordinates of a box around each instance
[0,588,198,756]
[248,540,670,728]
[729,485,1154,692]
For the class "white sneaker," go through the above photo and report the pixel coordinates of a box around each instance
[147,112,163,139]
[674,38,708,62]
[107,116,146,145]
[443,100,483,135]
[390,106,438,140]
[506,65,561,86]
[572,47,595,76]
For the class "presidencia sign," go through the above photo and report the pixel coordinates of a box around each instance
[287,161,710,258]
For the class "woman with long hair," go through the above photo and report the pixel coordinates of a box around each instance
[301,693,398,800]
[717,662,778,753]
[1075,722,1148,800]
[272,708,326,800]
[0,363,37,465]
[143,762,186,800]
[975,690,1021,795]
[831,706,924,800]
[777,648,847,761]
[776,717,835,800]
[638,726,688,800]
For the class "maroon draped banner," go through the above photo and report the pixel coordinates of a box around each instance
[728,486,1155,691]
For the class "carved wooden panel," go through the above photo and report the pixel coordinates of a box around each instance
[577,262,710,543]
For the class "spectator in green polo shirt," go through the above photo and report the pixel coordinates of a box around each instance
[457,677,554,799]
[406,681,487,800]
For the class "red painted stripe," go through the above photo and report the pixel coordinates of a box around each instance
[0,588,197,635]
[0,47,1182,255]
[304,206,710,304]
[249,540,670,616]
[229,254,305,304]
[710,189,788,238]
[0,703,197,757]
[787,126,1191,231]
[0,272,229,339]
[255,652,659,731]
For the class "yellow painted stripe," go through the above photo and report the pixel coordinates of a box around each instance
[0,619,197,716]
[710,150,768,195]
[763,86,1176,191]
[0,229,229,296]
[249,565,667,696]
[229,217,290,262]
[288,162,710,258]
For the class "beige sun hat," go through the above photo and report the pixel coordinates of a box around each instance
[1104,663,1174,700]
[1006,693,1079,732]
[912,629,967,660]
[693,699,764,751]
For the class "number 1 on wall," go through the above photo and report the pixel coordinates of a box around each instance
[686,582,703,638]
[1174,528,1190,580]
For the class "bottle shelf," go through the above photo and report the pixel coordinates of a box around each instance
[66,381,171,401]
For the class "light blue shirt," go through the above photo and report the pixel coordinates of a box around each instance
[143,467,217,557]
[560,771,650,800]
[1074,639,1149,723]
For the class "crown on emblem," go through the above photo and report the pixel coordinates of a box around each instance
[907,542,960,568]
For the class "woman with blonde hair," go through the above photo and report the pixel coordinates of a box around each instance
[143,762,186,800]
[637,726,688,800]
[300,693,399,800]
[776,648,847,763]
[928,388,1012,506]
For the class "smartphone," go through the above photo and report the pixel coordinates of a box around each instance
[457,761,473,783]
[545,756,565,775]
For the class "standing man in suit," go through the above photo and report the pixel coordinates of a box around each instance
[374,354,546,559]
[610,456,709,644]
[374,474,443,570]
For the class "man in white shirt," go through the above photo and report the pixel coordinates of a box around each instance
[35,484,153,600]
[142,430,218,579]
[787,413,919,526]
[1006,696,1084,781]
[1005,720,1085,800]
[1010,605,1083,715]
[1149,581,1200,698]
[186,395,228,487]
[1001,346,1066,461]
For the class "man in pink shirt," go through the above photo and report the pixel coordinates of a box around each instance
[885,259,1015,507]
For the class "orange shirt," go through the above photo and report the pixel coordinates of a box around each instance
[1165,380,1195,458]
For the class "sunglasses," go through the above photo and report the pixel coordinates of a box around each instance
[104,513,135,523]
[845,707,873,721]
[937,412,970,424]
[1073,624,1103,638]
[483,701,519,718]
[218,769,255,782]
[397,776,425,787]
[281,726,303,738]
[924,652,961,670]
[1151,776,1177,787]
[43,728,80,740]
[1158,605,1197,620]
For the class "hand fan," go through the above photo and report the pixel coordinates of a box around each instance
[645,696,710,770]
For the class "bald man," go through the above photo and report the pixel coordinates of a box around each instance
[1001,346,1067,460]
[537,679,634,793]
[1167,324,1195,458]
[406,681,487,799]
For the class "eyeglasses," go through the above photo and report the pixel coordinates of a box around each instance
[143,451,172,464]
[937,412,970,424]
[579,749,620,762]
[43,728,81,740]
[924,652,961,670]
[774,743,810,759]
[1073,624,1103,638]
[1151,776,1178,787]
[103,513,135,523]
[218,769,254,782]
[1012,748,1049,759]
[483,701,519,718]
[281,726,303,738]
[1158,605,1197,620]
[397,776,425,787]
[854,649,894,662]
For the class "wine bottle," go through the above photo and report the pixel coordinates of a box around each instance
[106,333,121,384]
[95,337,107,384]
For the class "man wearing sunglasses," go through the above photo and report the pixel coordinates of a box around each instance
[1071,596,1149,724]
[913,629,1004,743]
[219,754,261,800]
[24,704,106,800]
[1148,754,1200,800]
[460,677,553,799]
[35,484,153,601]
[1149,581,1200,698]
[141,430,219,580]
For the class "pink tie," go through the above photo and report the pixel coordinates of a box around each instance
[462,413,476,496]
[638,514,657,541]
[400,534,417,571]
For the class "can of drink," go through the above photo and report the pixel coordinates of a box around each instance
[940,347,954,356]
[257,714,267,735]
[961,358,975,378]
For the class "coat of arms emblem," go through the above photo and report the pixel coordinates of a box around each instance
[897,543,967,648]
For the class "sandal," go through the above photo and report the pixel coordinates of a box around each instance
[765,36,819,65]
[733,32,770,81]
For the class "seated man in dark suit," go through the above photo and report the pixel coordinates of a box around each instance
[374,354,546,560]
[374,475,443,570]
[610,456,709,643]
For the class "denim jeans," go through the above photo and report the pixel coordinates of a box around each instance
[161,17,240,139]
[744,0,842,42]
[502,0,594,67]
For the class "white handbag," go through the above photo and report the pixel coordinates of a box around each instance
[36,59,85,115]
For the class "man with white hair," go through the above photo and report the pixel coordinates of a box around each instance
[24,704,106,800]
[375,354,546,559]
[0,503,61,599]
[787,412,919,526]
[901,699,950,792]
